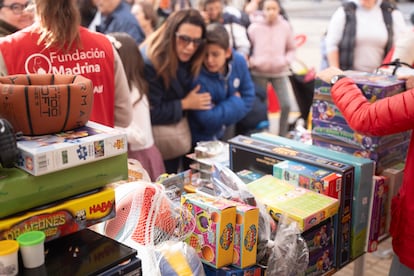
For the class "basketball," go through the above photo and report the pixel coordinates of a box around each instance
[0,74,93,135]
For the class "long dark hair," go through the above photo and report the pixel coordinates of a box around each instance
[141,9,206,89]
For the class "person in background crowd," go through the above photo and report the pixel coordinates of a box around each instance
[108,32,165,181]
[317,66,414,276]
[247,0,295,137]
[131,0,158,37]
[201,0,251,59]
[244,0,288,22]
[0,0,132,128]
[140,9,211,174]
[324,0,407,72]
[189,23,254,145]
[391,30,414,66]
[0,0,33,36]
[78,0,98,27]
[94,0,146,44]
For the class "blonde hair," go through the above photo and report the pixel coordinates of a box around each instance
[141,9,206,89]
[35,0,81,51]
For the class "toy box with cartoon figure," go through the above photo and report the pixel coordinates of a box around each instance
[311,118,410,152]
[303,215,336,274]
[312,135,408,174]
[229,135,353,267]
[203,263,263,276]
[0,153,127,219]
[16,121,127,176]
[273,160,342,199]
[0,187,115,242]
[231,202,259,269]
[251,132,375,260]
[246,175,339,233]
[181,193,236,268]
[313,73,405,103]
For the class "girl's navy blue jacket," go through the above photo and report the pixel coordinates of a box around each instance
[189,50,255,144]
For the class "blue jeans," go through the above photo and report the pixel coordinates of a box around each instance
[389,255,414,276]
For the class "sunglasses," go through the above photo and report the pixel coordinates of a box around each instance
[175,33,204,47]
[1,2,33,15]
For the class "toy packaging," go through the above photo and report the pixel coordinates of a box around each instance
[231,202,259,268]
[366,176,389,253]
[0,187,115,243]
[380,162,405,236]
[181,193,236,268]
[273,160,342,199]
[0,153,128,219]
[251,132,375,260]
[246,175,339,232]
[16,121,127,176]
[203,263,263,276]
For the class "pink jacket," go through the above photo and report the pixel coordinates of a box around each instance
[332,78,414,270]
[248,15,296,76]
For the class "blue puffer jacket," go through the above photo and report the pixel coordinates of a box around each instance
[189,50,255,144]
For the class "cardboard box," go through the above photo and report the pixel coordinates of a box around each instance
[314,73,405,102]
[312,135,409,174]
[203,264,263,276]
[311,118,409,151]
[232,202,259,268]
[0,188,115,242]
[229,135,353,266]
[0,153,128,219]
[273,160,342,199]
[246,175,339,232]
[16,121,127,175]
[181,193,236,268]
[366,176,389,252]
[251,132,375,260]
[380,162,405,235]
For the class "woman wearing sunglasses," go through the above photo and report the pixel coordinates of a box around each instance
[0,0,33,36]
[140,9,212,174]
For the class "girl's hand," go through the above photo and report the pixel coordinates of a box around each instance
[316,66,345,83]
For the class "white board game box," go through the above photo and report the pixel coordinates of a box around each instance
[16,121,127,176]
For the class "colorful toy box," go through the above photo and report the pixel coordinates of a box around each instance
[203,264,263,276]
[273,160,342,199]
[16,121,127,176]
[0,153,128,219]
[380,162,405,236]
[0,187,115,242]
[246,175,339,232]
[366,176,389,252]
[181,193,236,268]
[251,132,375,260]
[228,135,353,267]
[313,73,405,102]
[311,118,410,152]
[312,135,408,174]
[232,202,259,268]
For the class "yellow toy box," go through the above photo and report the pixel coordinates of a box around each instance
[247,175,339,232]
[0,187,115,242]
[232,202,259,269]
[181,193,236,268]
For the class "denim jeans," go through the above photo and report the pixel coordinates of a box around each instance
[389,255,414,276]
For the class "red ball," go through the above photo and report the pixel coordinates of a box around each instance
[0,74,93,135]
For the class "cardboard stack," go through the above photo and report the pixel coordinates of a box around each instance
[0,121,129,243]
[312,73,409,175]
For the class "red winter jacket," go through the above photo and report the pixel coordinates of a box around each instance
[331,78,414,270]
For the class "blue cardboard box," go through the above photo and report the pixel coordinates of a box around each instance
[251,132,375,260]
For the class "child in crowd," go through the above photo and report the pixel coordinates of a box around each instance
[188,23,255,144]
[108,32,165,182]
[247,0,296,137]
